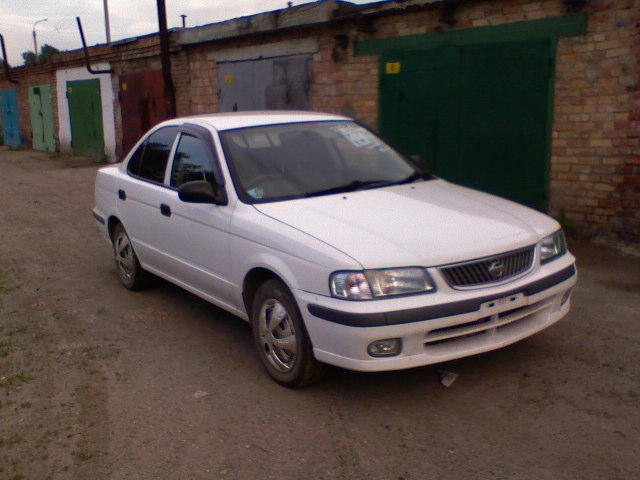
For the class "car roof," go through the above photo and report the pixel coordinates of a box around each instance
[159,110,351,131]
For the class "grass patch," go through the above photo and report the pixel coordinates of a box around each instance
[6,326,28,337]
[73,449,94,462]
[0,435,25,448]
[0,273,18,295]
[0,340,12,357]
[0,372,34,388]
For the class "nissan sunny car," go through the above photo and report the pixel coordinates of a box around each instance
[93,111,577,387]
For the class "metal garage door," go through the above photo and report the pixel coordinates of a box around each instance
[0,88,21,147]
[218,54,311,112]
[380,39,553,210]
[29,84,56,152]
[66,79,105,158]
[119,71,170,154]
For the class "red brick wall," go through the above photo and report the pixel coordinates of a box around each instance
[3,0,638,243]
[177,0,639,243]
[0,66,57,150]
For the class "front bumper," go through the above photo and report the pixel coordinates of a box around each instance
[297,255,577,372]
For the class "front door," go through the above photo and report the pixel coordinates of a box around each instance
[67,79,105,158]
[157,128,235,307]
[380,39,553,210]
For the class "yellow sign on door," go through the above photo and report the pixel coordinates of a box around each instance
[225,75,234,84]
[385,62,401,74]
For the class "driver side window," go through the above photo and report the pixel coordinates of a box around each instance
[170,134,215,188]
[128,127,178,183]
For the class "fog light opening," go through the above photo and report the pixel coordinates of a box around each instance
[367,338,402,357]
[560,288,573,306]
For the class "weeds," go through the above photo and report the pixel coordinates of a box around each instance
[0,372,34,388]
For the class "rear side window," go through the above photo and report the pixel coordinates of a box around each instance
[128,127,178,183]
[170,134,215,188]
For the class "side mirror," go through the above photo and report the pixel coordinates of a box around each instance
[410,154,430,172]
[178,180,228,205]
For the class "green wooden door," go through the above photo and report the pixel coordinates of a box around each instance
[380,39,554,210]
[66,79,105,158]
[29,84,56,152]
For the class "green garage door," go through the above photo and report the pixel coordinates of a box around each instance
[66,79,105,158]
[380,39,553,210]
[29,84,56,152]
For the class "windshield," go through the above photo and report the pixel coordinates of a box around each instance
[219,121,430,203]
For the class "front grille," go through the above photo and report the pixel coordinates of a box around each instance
[424,298,553,347]
[440,246,535,288]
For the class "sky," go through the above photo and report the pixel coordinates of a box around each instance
[1,0,383,66]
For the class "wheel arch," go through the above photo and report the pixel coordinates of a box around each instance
[107,215,122,241]
[242,267,289,317]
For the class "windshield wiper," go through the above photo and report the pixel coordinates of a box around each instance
[304,173,433,198]
[395,171,433,184]
[304,180,394,198]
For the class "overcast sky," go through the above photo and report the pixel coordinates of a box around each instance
[1,0,383,65]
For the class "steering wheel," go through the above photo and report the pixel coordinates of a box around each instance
[244,174,286,192]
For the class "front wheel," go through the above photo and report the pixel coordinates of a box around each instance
[251,279,326,388]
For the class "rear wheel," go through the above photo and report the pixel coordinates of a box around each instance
[112,223,151,290]
[251,279,325,388]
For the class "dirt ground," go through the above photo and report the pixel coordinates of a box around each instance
[0,148,638,480]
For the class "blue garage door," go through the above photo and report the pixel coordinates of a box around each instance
[0,89,21,147]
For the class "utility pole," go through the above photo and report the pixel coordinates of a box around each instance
[157,0,176,118]
[180,14,187,28]
[32,18,47,57]
[103,0,111,43]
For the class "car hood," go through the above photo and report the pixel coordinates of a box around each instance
[253,179,559,268]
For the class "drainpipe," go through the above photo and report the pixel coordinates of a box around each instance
[157,0,176,118]
[76,17,113,75]
[0,34,18,84]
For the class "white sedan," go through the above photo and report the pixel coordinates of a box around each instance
[93,111,577,387]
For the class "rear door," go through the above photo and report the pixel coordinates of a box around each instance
[118,126,179,273]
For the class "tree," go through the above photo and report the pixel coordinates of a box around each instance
[21,44,60,66]
[39,44,60,62]
[22,51,37,66]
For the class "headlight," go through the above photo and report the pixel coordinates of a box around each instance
[330,268,436,300]
[540,229,567,264]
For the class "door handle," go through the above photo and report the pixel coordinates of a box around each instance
[118,189,126,200]
[160,203,171,217]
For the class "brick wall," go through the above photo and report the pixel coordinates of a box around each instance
[174,0,639,243]
[178,0,639,242]
[323,0,638,243]
[2,0,638,243]
[0,66,57,150]
[549,0,639,243]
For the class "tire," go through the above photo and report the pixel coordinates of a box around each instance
[251,279,326,388]
[112,223,151,290]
